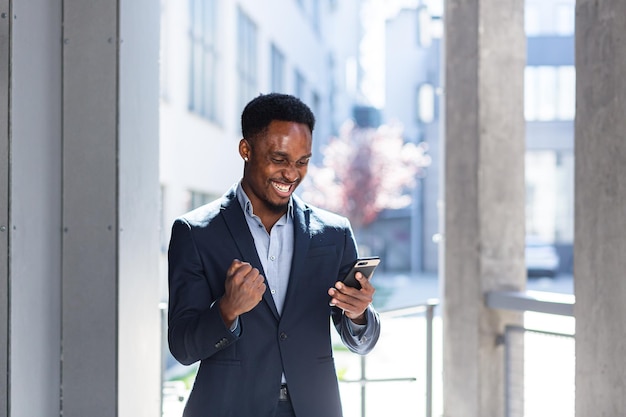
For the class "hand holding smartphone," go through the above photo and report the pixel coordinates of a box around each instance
[341,256,381,290]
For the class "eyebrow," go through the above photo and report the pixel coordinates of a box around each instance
[272,150,312,160]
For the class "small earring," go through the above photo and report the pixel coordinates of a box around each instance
[244,157,248,162]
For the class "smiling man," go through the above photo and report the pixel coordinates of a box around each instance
[167,93,381,417]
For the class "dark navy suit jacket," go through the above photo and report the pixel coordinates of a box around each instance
[168,187,381,417]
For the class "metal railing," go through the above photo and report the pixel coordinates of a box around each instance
[340,299,439,417]
[486,290,576,417]
[485,290,574,317]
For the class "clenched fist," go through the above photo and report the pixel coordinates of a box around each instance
[219,259,267,327]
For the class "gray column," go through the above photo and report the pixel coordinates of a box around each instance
[0,1,9,415]
[62,0,161,416]
[3,0,160,415]
[117,0,162,412]
[575,1,626,415]
[9,1,63,416]
[62,0,118,413]
[443,0,526,416]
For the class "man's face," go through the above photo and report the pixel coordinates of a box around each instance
[240,120,312,215]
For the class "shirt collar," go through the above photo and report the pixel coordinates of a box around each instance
[236,181,294,219]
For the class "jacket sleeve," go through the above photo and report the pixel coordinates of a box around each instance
[332,305,381,355]
[167,219,238,366]
[330,218,381,355]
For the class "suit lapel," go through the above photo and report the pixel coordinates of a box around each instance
[281,196,311,315]
[220,188,280,321]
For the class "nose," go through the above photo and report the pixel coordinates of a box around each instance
[282,163,299,183]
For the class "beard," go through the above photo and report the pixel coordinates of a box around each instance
[265,199,289,214]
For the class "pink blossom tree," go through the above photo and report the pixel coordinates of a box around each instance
[301,121,431,229]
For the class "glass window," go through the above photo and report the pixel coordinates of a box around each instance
[555,3,575,36]
[312,0,321,34]
[188,190,218,210]
[525,3,541,36]
[416,83,435,124]
[417,6,432,48]
[556,66,576,120]
[294,69,306,100]
[188,0,219,121]
[554,151,574,242]
[525,150,574,244]
[537,67,557,121]
[525,66,575,121]
[270,43,285,93]
[524,67,538,120]
[526,152,557,240]
[327,54,338,136]
[525,0,575,36]
[311,91,320,120]
[311,91,321,143]
[237,7,258,116]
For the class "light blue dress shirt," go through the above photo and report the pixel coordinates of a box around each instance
[236,183,294,315]
[233,183,366,334]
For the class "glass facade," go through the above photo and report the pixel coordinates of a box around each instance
[236,7,258,118]
[524,0,575,273]
[270,43,285,93]
[525,66,575,121]
[188,0,219,121]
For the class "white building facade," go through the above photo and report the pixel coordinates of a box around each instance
[159,0,364,249]
[383,0,575,274]
[383,3,443,273]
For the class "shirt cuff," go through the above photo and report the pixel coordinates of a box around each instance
[347,314,366,336]
[230,317,241,337]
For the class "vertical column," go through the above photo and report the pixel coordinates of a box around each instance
[62,0,119,414]
[443,0,526,416]
[0,1,9,415]
[62,0,160,415]
[9,1,63,416]
[575,1,626,415]
[117,0,161,414]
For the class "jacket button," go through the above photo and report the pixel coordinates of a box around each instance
[214,338,228,349]
[280,332,288,341]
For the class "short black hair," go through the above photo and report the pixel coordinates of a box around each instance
[241,93,316,140]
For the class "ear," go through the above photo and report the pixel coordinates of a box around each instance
[239,139,251,161]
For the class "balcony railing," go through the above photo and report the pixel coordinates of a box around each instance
[487,290,576,417]
[337,290,575,417]
[337,299,440,417]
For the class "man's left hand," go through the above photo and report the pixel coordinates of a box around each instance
[328,272,375,325]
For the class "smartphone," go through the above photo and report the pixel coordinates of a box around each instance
[341,256,381,289]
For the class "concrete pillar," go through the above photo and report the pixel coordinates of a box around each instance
[1,0,160,415]
[443,0,526,416]
[575,1,626,415]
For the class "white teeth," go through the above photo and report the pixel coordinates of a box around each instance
[273,182,290,192]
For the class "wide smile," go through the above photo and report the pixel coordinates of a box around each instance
[271,180,295,197]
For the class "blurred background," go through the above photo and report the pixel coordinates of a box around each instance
[158,0,575,415]
[158,0,573,285]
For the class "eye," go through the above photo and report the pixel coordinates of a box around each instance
[271,158,287,164]
[297,159,310,167]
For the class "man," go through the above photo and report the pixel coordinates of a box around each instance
[168,93,381,417]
